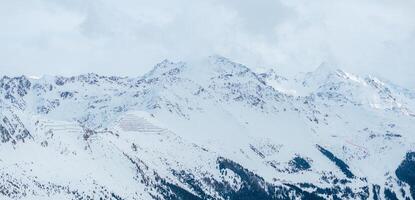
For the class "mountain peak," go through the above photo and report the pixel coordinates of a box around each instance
[207,55,250,73]
[142,59,187,84]
[1,57,415,200]
[0,75,31,97]
[302,61,361,89]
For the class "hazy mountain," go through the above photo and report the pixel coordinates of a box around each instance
[1,56,414,200]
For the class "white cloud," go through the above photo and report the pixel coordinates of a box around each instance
[0,0,414,87]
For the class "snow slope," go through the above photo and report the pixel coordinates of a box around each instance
[0,56,414,200]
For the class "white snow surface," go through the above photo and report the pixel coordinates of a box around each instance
[0,56,414,199]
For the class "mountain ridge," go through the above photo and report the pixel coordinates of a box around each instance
[0,56,414,200]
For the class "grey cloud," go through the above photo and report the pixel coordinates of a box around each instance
[0,0,414,88]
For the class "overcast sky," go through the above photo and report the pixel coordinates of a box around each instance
[0,0,414,87]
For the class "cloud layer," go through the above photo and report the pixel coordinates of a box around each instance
[0,0,414,87]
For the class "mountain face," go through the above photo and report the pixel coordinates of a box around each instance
[0,56,414,200]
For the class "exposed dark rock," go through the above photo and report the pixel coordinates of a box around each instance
[372,184,381,200]
[60,91,74,99]
[317,145,355,179]
[288,156,311,172]
[216,157,324,200]
[384,188,399,200]
[396,152,415,199]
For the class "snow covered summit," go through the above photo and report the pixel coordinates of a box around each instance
[0,56,414,200]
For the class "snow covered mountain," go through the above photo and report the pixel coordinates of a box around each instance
[1,56,414,200]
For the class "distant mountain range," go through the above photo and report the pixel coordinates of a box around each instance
[1,56,414,200]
